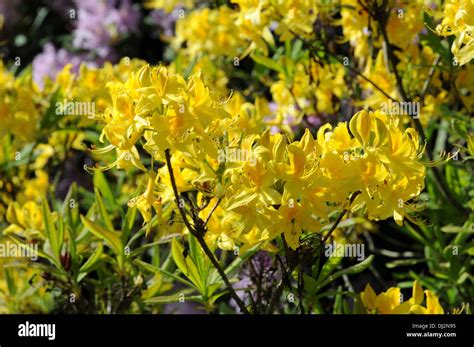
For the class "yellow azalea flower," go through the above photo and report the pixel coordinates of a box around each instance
[361,281,446,314]
[93,64,230,172]
[231,0,274,56]
[4,201,44,239]
[173,6,245,59]
[16,170,49,204]
[0,62,42,142]
[435,0,474,66]
[361,51,399,108]
[272,0,319,41]
[215,109,425,250]
[128,172,163,229]
[32,144,55,170]
[386,1,424,51]
[310,60,345,114]
[338,0,373,62]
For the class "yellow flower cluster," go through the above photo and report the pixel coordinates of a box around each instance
[174,6,246,58]
[95,64,230,172]
[361,281,444,314]
[215,110,425,250]
[0,58,145,219]
[267,58,346,131]
[435,0,474,66]
[0,62,42,142]
[338,0,425,61]
[172,0,319,59]
[96,63,425,251]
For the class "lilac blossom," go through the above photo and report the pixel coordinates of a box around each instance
[32,43,92,88]
[149,8,180,37]
[72,0,140,60]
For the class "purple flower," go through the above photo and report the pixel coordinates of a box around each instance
[149,8,180,37]
[32,43,91,88]
[72,0,140,60]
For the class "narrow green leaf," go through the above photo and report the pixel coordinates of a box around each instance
[250,53,285,74]
[93,171,118,211]
[79,243,104,275]
[316,255,374,292]
[94,188,115,232]
[317,241,345,283]
[80,215,122,256]
[171,238,201,290]
[145,294,202,305]
[133,259,196,289]
[41,198,62,261]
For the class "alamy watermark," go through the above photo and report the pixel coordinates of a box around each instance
[381,100,420,119]
[0,241,38,261]
[217,147,257,166]
[55,99,96,118]
[18,321,55,341]
[324,242,365,261]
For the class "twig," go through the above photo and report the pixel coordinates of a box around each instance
[266,191,361,313]
[164,149,250,314]
[420,55,441,100]
[204,198,221,227]
[321,191,361,244]
[326,50,399,103]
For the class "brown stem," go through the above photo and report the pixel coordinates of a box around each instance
[321,191,361,244]
[326,50,399,103]
[164,149,250,314]
[204,198,221,226]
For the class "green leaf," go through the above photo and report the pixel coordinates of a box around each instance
[94,188,115,232]
[4,269,16,296]
[386,258,425,268]
[93,171,118,211]
[144,294,202,305]
[441,225,474,233]
[303,273,319,296]
[7,235,60,268]
[133,259,196,289]
[80,215,122,256]
[121,205,137,243]
[171,238,189,276]
[79,243,104,276]
[66,226,78,272]
[188,234,205,281]
[42,198,62,262]
[171,238,201,290]
[333,286,343,314]
[315,255,374,293]
[40,88,63,130]
[317,240,345,283]
[183,56,198,80]
[62,183,79,234]
[250,53,285,74]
